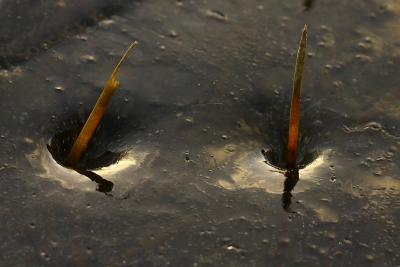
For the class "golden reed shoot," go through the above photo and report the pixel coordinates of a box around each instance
[64,41,138,167]
[287,26,307,166]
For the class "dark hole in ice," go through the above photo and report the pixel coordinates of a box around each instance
[256,106,343,171]
[254,106,346,212]
[261,148,320,170]
[47,127,128,170]
[259,109,325,171]
[45,111,140,196]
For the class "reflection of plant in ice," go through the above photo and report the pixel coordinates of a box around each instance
[262,149,318,213]
[75,168,130,200]
[282,167,299,213]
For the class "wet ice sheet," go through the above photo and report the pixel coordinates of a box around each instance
[0,0,132,68]
[1,0,400,266]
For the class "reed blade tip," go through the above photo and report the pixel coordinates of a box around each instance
[300,25,308,45]
[302,25,307,36]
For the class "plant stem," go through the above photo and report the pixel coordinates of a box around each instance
[287,26,307,166]
[64,41,138,167]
